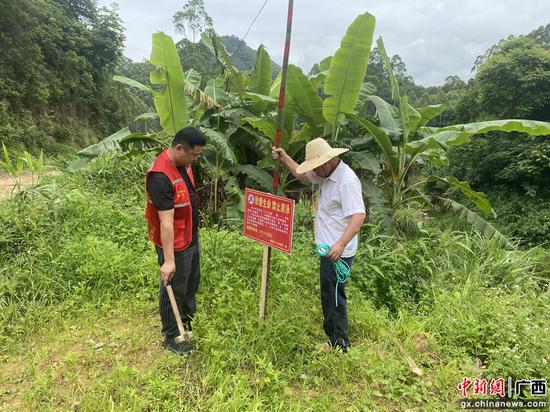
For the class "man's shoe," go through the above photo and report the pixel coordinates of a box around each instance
[162,337,193,355]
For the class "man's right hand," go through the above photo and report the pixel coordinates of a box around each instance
[160,261,176,286]
[272,146,286,161]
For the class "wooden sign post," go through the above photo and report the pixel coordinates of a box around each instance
[243,189,295,318]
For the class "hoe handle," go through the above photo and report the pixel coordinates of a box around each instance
[166,284,186,336]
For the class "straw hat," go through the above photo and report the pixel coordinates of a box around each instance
[295,138,349,174]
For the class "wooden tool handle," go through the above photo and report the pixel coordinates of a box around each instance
[166,284,186,336]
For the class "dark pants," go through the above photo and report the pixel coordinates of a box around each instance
[156,243,201,338]
[320,255,353,349]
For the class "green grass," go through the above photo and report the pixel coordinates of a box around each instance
[0,155,549,410]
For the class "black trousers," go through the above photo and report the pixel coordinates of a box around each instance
[320,255,354,349]
[156,243,201,338]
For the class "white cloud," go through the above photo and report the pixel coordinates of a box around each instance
[98,0,550,85]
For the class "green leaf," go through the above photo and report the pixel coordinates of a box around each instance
[224,176,244,223]
[242,117,277,140]
[406,130,470,156]
[350,151,381,175]
[201,30,246,100]
[417,104,446,127]
[133,112,159,121]
[323,13,376,125]
[347,113,399,176]
[436,197,513,250]
[78,128,132,157]
[250,45,272,96]
[294,123,315,142]
[270,70,282,98]
[0,160,15,176]
[440,119,550,136]
[286,64,325,129]
[232,164,272,191]
[319,56,332,72]
[16,157,24,175]
[149,32,188,135]
[200,127,237,165]
[205,78,230,106]
[366,95,399,131]
[362,180,394,233]
[430,176,495,216]
[1,143,14,171]
[245,92,278,104]
[354,82,377,112]
[113,75,154,93]
[119,134,165,153]
[23,151,34,172]
[184,69,201,89]
[309,70,328,88]
[376,37,400,105]
[404,100,422,136]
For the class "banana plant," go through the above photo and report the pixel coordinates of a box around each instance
[346,37,550,249]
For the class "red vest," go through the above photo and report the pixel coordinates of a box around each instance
[145,149,196,251]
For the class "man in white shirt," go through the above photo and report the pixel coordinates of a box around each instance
[272,138,366,352]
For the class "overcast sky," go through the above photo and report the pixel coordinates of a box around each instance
[97,0,550,86]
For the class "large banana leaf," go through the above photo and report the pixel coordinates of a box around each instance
[347,113,399,176]
[119,135,165,153]
[149,32,187,136]
[200,127,237,165]
[242,117,277,140]
[350,151,381,175]
[113,76,153,93]
[205,78,230,106]
[362,180,394,233]
[429,176,495,216]
[249,45,272,113]
[376,37,400,105]
[201,31,246,100]
[232,164,272,191]
[250,45,272,96]
[406,130,470,156]
[366,95,399,131]
[354,82,377,113]
[134,112,159,121]
[245,92,278,105]
[224,176,244,223]
[439,119,550,136]
[243,116,290,150]
[323,13,376,126]
[78,128,132,157]
[417,104,446,128]
[270,71,282,98]
[319,56,332,72]
[436,197,513,250]
[184,69,201,89]
[286,64,325,130]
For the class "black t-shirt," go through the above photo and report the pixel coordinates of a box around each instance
[147,167,199,244]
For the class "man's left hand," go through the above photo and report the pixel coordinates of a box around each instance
[327,241,345,262]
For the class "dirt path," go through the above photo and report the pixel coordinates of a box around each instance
[0,170,58,200]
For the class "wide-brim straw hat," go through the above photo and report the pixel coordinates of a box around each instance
[295,138,349,174]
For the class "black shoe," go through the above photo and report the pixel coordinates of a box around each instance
[161,337,193,355]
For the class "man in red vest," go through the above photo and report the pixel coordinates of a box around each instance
[145,127,206,355]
